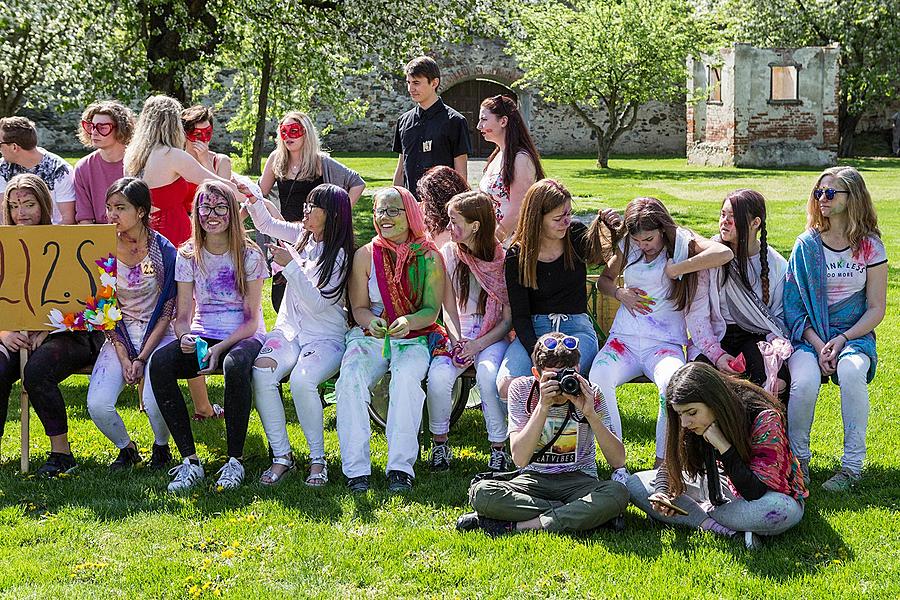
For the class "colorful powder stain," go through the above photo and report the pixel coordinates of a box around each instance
[211,267,237,295]
[125,265,142,287]
[608,338,627,355]
[853,236,872,262]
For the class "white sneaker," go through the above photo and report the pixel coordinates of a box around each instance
[611,467,631,485]
[215,457,245,490]
[167,458,205,493]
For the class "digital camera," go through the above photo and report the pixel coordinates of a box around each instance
[552,368,581,396]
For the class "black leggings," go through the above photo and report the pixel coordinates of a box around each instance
[0,350,22,439]
[23,332,104,437]
[697,324,791,403]
[149,336,261,459]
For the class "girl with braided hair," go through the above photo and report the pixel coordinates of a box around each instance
[688,189,791,402]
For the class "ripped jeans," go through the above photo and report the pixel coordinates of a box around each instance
[252,331,344,461]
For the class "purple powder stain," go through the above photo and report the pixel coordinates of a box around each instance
[125,265,142,287]
[267,338,282,351]
[210,267,237,294]
[765,509,787,524]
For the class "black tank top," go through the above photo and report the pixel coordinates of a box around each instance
[276,174,324,222]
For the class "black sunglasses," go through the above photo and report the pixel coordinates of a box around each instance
[813,187,849,201]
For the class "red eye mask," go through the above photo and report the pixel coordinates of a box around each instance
[279,123,305,140]
[186,125,213,143]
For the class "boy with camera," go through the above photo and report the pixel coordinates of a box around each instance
[457,332,629,536]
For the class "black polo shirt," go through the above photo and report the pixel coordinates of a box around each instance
[392,97,471,196]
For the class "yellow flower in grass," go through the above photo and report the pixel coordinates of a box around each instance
[220,548,236,559]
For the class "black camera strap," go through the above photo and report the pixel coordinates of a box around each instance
[525,381,574,464]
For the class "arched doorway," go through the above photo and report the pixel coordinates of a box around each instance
[442,79,518,158]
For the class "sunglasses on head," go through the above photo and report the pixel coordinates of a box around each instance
[186,125,213,143]
[813,187,849,201]
[81,120,116,137]
[541,336,579,350]
[279,123,305,140]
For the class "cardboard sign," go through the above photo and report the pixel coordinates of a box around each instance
[0,225,118,331]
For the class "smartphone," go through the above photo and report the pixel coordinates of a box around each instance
[196,337,210,369]
[652,496,689,516]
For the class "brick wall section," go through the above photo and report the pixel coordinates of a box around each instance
[688,43,840,167]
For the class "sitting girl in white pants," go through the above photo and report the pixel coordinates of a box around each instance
[86,178,176,470]
[425,191,512,472]
[245,183,353,486]
[589,197,732,466]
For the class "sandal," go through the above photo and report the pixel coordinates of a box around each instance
[192,403,225,421]
[259,455,294,486]
[305,460,328,487]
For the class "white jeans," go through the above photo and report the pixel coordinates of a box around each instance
[588,334,685,460]
[788,349,871,474]
[252,331,344,460]
[86,332,174,448]
[336,328,431,478]
[426,339,509,442]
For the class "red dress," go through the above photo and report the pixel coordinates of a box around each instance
[150,177,192,247]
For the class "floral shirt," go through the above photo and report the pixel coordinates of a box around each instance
[734,409,809,501]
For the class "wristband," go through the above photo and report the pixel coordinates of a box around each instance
[838,333,849,344]
[133,357,147,364]
[179,333,192,343]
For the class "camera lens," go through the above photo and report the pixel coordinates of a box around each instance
[559,375,580,395]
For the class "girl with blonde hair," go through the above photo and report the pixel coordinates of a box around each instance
[785,166,887,492]
[259,111,365,311]
[149,181,269,493]
[124,95,236,249]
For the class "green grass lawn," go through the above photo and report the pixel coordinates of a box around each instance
[6,155,899,598]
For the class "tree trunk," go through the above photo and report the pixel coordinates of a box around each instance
[595,140,611,168]
[838,113,861,158]
[249,44,274,176]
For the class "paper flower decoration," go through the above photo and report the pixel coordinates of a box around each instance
[45,254,122,332]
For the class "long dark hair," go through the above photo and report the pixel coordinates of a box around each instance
[481,95,545,188]
[664,362,780,497]
[106,177,152,229]
[720,189,771,304]
[620,197,698,311]
[447,191,496,314]
[417,165,470,239]
[297,183,355,301]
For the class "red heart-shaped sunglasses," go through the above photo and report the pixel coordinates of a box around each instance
[81,120,116,137]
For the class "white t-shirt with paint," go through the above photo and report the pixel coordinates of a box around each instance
[175,246,269,341]
[823,236,887,306]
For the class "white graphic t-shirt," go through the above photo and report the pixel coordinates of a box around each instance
[507,376,610,477]
[823,236,887,306]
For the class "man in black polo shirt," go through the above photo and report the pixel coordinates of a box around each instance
[392,56,471,195]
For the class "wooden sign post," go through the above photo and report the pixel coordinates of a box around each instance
[0,225,117,472]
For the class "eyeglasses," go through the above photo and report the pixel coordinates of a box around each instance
[302,201,323,215]
[279,123,305,140]
[541,336,579,350]
[81,120,116,137]
[813,187,849,201]
[186,125,213,143]
[197,204,229,217]
[374,207,405,218]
